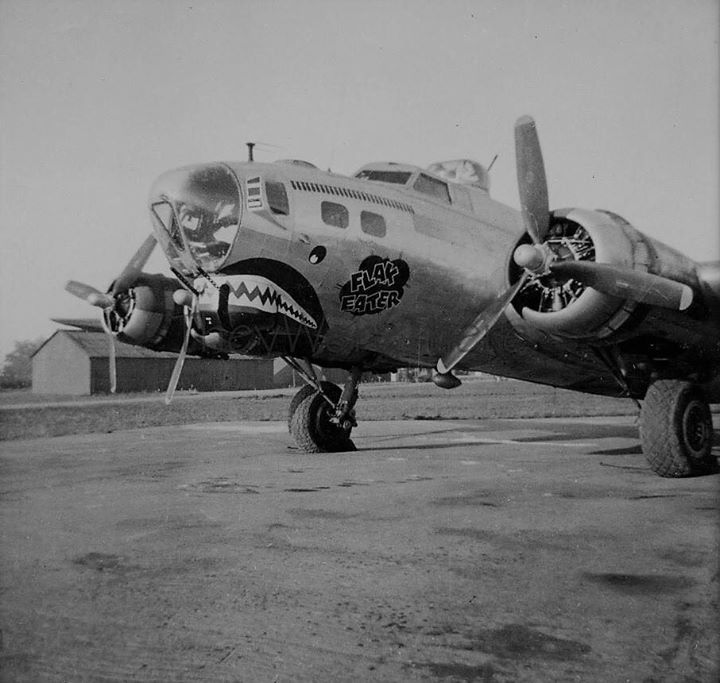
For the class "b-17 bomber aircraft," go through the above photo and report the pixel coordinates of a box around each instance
[66,116,720,478]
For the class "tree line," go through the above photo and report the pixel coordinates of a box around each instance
[0,338,45,389]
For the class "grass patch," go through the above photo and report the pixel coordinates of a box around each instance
[0,379,637,442]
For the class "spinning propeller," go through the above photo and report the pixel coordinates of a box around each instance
[435,116,694,381]
[65,234,158,393]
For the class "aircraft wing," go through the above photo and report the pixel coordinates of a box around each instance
[51,317,106,332]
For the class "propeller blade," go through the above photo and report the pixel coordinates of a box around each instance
[164,297,196,405]
[107,330,117,394]
[97,302,119,393]
[437,274,528,375]
[65,280,114,309]
[550,260,694,311]
[515,115,550,245]
[111,234,157,296]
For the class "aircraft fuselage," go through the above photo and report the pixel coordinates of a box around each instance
[148,158,720,398]
[149,160,527,369]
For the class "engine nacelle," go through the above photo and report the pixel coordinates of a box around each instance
[103,273,189,352]
[508,208,657,340]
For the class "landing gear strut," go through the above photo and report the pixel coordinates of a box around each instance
[639,380,717,477]
[286,360,361,453]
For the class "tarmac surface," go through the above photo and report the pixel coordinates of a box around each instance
[1,416,718,682]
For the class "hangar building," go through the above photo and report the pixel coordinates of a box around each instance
[32,330,274,395]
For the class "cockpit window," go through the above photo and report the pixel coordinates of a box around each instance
[355,170,412,185]
[266,181,289,215]
[172,166,241,271]
[413,173,450,203]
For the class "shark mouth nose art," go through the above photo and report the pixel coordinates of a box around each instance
[198,273,318,330]
[193,258,327,355]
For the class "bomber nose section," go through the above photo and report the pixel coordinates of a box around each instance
[149,163,243,273]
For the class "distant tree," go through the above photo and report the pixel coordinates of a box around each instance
[0,337,45,389]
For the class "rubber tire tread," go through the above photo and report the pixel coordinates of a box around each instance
[639,380,715,477]
[289,384,354,453]
[288,382,316,434]
[287,383,335,433]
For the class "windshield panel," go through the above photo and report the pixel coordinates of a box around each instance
[355,169,412,185]
[413,173,450,203]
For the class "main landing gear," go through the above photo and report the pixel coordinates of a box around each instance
[286,360,361,453]
[639,380,717,477]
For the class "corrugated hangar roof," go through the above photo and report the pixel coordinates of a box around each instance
[63,331,182,359]
[32,330,181,359]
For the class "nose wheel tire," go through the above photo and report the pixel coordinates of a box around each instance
[289,382,356,453]
[639,380,717,477]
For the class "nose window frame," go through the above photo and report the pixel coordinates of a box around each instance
[151,199,185,251]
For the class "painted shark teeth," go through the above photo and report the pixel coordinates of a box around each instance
[198,275,318,329]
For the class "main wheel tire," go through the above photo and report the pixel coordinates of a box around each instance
[289,383,355,453]
[639,380,716,477]
[289,384,318,432]
[288,382,345,432]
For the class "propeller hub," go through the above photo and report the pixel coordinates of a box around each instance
[173,289,195,307]
[87,292,113,308]
[513,243,548,274]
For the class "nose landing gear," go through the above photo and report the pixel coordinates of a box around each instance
[286,360,361,453]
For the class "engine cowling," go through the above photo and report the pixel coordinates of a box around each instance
[508,208,657,340]
[103,273,190,352]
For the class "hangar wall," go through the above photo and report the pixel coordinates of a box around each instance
[88,356,274,394]
[32,330,274,395]
[31,329,371,396]
[32,332,91,395]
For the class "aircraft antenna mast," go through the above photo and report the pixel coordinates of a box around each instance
[487,154,499,173]
[246,142,255,162]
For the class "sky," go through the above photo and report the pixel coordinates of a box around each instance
[1,0,718,360]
